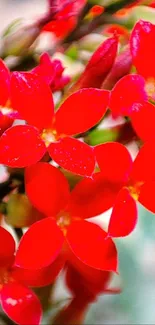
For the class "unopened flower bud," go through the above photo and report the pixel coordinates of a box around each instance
[1,20,40,57]
[69,36,118,91]
[102,47,132,90]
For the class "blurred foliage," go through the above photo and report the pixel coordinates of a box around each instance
[85,205,155,324]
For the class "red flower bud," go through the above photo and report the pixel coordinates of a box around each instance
[70,36,118,91]
[102,47,132,90]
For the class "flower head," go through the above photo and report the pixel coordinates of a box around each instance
[43,0,86,38]
[130,20,155,101]
[0,226,42,325]
[109,20,155,139]
[95,141,155,237]
[14,162,118,276]
[32,53,70,91]
[0,72,109,176]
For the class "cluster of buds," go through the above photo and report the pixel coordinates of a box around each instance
[0,0,155,324]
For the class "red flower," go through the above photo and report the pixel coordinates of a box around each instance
[0,226,42,325]
[65,252,121,300]
[53,259,120,325]
[108,72,155,142]
[0,52,67,137]
[95,141,155,237]
[109,78,155,142]
[43,17,77,38]
[66,264,111,300]
[123,20,155,141]
[43,0,86,38]
[32,53,70,91]
[109,21,155,140]
[11,162,118,286]
[0,73,109,176]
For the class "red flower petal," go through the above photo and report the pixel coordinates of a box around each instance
[43,17,76,38]
[95,142,132,183]
[76,37,118,88]
[108,188,138,237]
[130,141,155,184]
[66,220,118,272]
[131,101,155,142]
[25,162,70,216]
[130,20,155,78]
[138,181,155,213]
[10,72,54,129]
[0,125,46,167]
[32,53,55,86]
[0,59,10,106]
[48,137,95,176]
[14,218,64,270]
[0,226,15,267]
[109,74,147,117]
[54,89,109,136]
[68,172,122,218]
[0,282,42,325]
[12,254,64,287]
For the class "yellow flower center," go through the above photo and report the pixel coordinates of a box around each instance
[145,78,155,100]
[0,268,12,288]
[128,181,144,201]
[41,129,57,147]
[56,212,71,236]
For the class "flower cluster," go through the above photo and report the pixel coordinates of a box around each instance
[0,0,155,324]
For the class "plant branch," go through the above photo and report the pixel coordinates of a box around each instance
[64,0,135,44]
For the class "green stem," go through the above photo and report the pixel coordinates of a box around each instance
[105,0,137,13]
